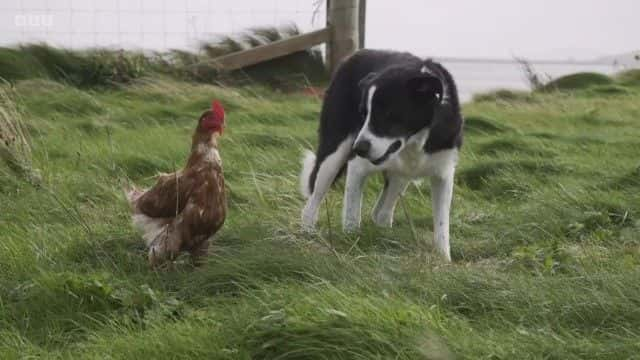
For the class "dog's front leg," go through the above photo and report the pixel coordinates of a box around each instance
[302,137,354,231]
[342,158,370,232]
[372,174,409,227]
[430,172,454,262]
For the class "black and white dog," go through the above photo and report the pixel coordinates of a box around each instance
[299,49,463,261]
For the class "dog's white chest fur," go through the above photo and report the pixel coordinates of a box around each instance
[378,129,458,179]
[385,140,431,177]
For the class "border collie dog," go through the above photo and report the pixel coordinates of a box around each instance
[299,49,463,261]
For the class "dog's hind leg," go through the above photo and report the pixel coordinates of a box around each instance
[372,173,409,227]
[342,157,373,231]
[302,136,354,230]
[431,171,454,262]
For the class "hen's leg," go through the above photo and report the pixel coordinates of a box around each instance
[189,239,210,266]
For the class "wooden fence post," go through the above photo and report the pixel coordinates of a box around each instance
[358,0,366,49]
[327,0,360,74]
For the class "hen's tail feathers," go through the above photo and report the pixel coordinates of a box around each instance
[147,220,181,268]
[130,213,173,268]
[148,237,166,268]
[299,150,316,198]
[130,214,167,246]
[124,185,144,208]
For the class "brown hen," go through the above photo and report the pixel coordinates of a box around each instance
[126,101,226,267]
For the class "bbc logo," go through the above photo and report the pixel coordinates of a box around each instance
[14,14,54,28]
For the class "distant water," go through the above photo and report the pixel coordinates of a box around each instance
[439,61,619,102]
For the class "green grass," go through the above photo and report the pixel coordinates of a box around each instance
[1,65,640,359]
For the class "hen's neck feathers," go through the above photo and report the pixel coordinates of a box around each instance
[187,132,220,168]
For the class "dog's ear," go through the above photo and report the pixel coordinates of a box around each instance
[358,72,378,90]
[407,75,443,103]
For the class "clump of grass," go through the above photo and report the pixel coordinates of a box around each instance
[472,89,532,103]
[244,284,454,360]
[541,72,613,91]
[79,49,149,86]
[516,58,631,95]
[515,57,546,90]
[0,44,149,87]
[584,84,632,96]
[478,138,557,157]
[464,115,511,134]
[0,47,48,81]
[195,24,327,88]
[151,49,219,84]
[475,67,639,103]
[614,69,640,87]
[0,84,40,183]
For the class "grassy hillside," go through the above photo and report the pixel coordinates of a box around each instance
[1,68,640,359]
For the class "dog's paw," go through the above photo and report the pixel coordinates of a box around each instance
[301,208,318,232]
[437,248,452,263]
[372,211,394,228]
[342,219,361,233]
[301,222,316,233]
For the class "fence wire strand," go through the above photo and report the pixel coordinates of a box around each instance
[2,0,329,50]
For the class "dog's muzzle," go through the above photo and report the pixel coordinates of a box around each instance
[352,140,371,158]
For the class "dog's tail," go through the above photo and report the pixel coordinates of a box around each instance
[299,149,316,198]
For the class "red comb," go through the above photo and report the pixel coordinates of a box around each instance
[211,100,225,122]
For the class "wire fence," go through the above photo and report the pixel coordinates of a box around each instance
[0,0,326,50]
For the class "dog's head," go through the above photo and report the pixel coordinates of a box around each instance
[353,63,444,165]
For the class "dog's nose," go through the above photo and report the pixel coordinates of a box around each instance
[353,140,371,158]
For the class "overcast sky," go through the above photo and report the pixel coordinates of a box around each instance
[1,0,638,60]
[366,0,639,60]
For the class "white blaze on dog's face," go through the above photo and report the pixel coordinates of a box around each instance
[353,85,404,165]
[353,69,444,165]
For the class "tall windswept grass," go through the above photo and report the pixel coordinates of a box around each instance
[0,44,148,87]
[1,72,640,357]
[0,25,327,90]
[0,84,39,183]
[515,57,547,91]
